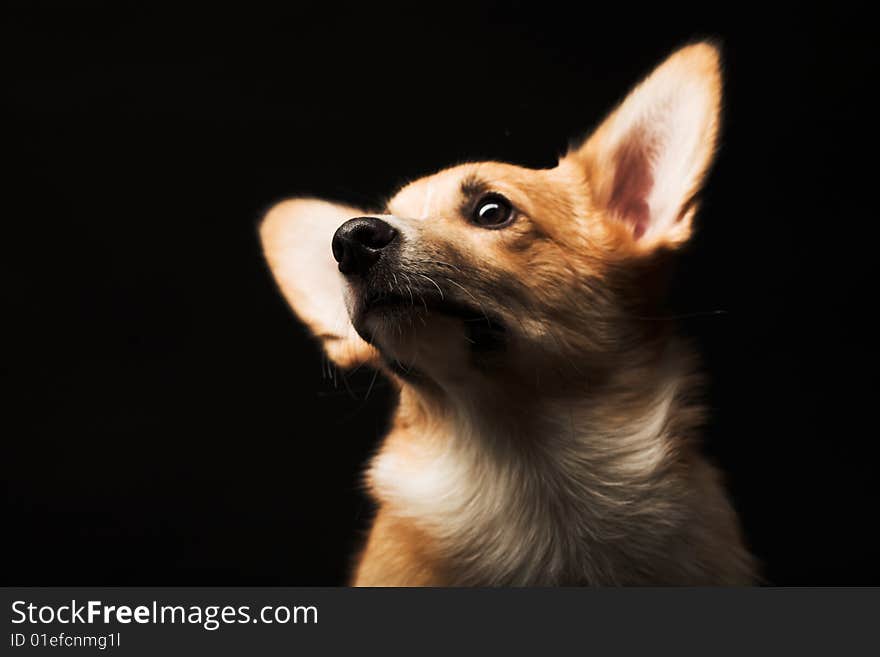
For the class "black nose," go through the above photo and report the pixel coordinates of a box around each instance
[331,217,399,275]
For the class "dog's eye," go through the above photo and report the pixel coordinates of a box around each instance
[471,194,514,228]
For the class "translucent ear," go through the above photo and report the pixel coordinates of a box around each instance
[260,198,378,369]
[565,42,722,250]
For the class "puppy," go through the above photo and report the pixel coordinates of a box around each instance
[261,42,755,585]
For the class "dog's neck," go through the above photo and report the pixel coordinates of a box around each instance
[368,339,707,584]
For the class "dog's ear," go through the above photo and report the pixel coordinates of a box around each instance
[260,198,379,369]
[564,42,722,251]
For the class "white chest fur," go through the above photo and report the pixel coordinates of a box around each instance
[366,374,711,585]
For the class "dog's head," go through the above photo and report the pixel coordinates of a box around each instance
[262,43,721,391]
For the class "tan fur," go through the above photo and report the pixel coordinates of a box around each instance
[353,510,451,586]
[261,43,756,585]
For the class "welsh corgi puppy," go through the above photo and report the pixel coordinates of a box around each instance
[261,42,755,585]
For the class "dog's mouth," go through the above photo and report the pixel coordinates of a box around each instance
[354,288,507,348]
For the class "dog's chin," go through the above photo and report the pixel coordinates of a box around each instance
[347,289,508,379]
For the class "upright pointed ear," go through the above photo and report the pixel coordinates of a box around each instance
[260,198,378,369]
[564,42,722,251]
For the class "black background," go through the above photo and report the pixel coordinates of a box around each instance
[5,2,877,585]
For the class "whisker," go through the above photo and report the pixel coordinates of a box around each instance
[417,273,444,300]
[441,277,491,324]
[412,257,465,275]
[363,367,380,401]
[401,273,416,306]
